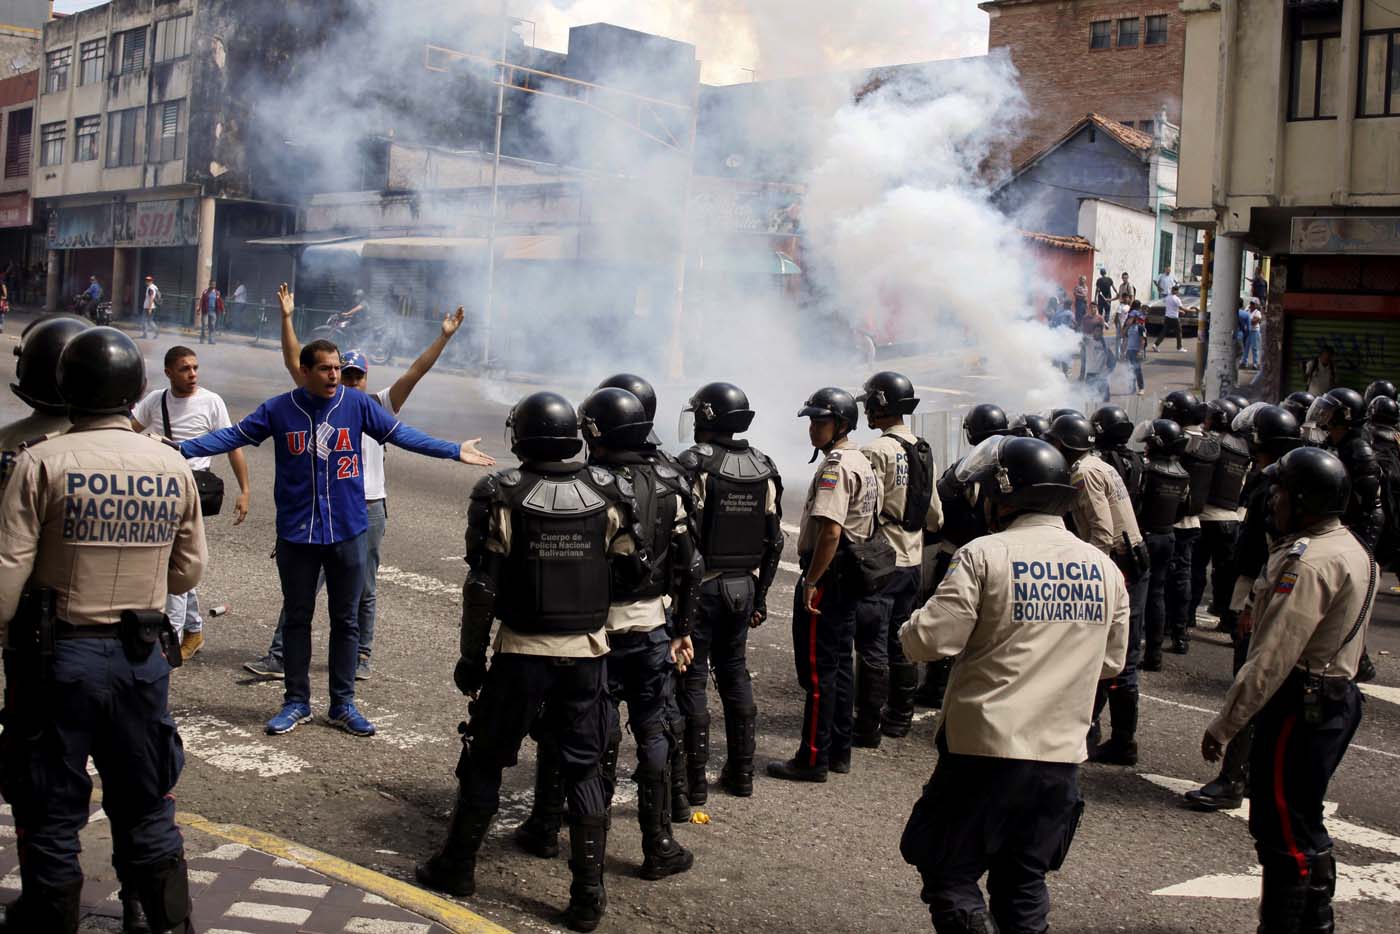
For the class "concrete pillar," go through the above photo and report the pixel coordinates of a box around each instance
[111,247,129,319]
[1203,231,1244,401]
[195,195,216,330]
[44,249,60,313]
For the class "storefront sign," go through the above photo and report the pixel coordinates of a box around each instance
[48,204,114,249]
[115,198,199,248]
[0,192,31,229]
[1291,216,1400,255]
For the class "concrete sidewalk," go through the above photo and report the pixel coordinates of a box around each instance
[0,800,506,934]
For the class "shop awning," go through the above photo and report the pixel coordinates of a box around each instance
[245,232,365,249]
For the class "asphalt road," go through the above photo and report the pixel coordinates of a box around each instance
[3,319,1399,933]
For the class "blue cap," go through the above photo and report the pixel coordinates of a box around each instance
[342,350,368,373]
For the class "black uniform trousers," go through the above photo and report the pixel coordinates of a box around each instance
[1166,527,1201,640]
[1142,531,1176,661]
[678,575,756,720]
[901,731,1083,934]
[456,651,609,821]
[791,571,861,768]
[604,627,674,786]
[1249,670,1362,879]
[859,565,922,672]
[0,641,185,891]
[1193,520,1239,625]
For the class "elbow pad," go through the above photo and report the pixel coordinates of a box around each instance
[755,514,785,616]
[670,531,702,637]
[460,556,500,663]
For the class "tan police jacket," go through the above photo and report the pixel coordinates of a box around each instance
[1208,519,1375,743]
[863,424,943,568]
[797,438,880,557]
[1069,451,1143,556]
[0,416,206,638]
[0,411,70,496]
[900,512,1130,763]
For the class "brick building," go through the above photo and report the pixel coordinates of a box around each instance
[982,0,1186,166]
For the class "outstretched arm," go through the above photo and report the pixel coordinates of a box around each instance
[359,394,494,466]
[278,284,304,388]
[387,307,464,413]
[181,403,273,459]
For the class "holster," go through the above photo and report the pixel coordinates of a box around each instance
[118,610,180,668]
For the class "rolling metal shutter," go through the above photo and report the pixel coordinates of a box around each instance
[1283,313,1400,393]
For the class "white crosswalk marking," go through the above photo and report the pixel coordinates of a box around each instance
[224,901,314,924]
[344,919,432,934]
[250,877,332,898]
[176,715,310,777]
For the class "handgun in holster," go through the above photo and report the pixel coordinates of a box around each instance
[118,609,181,668]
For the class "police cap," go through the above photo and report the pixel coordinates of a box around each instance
[579,387,653,450]
[686,381,754,434]
[858,371,919,416]
[508,391,583,461]
[56,326,144,417]
[13,315,92,415]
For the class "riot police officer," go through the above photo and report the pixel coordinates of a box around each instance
[1204,447,1376,934]
[1366,396,1400,564]
[1008,413,1051,440]
[1091,405,1143,509]
[913,403,1010,709]
[1047,414,1148,764]
[1196,400,1248,636]
[674,382,784,797]
[1184,404,1302,811]
[416,392,640,931]
[0,316,91,495]
[1162,391,1216,655]
[852,372,943,744]
[1282,391,1316,427]
[1363,379,1396,408]
[0,327,205,934]
[1310,388,1385,551]
[769,388,881,781]
[1136,419,1192,671]
[898,436,1129,934]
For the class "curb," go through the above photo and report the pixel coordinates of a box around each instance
[174,811,511,934]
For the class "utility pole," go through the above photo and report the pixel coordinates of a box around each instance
[480,2,510,368]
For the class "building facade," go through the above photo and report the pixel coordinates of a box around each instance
[982,0,1186,166]
[1177,0,1400,399]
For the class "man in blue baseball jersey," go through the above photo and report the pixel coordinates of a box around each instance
[179,334,494,738]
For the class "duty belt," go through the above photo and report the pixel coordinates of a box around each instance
[54,621,121,640]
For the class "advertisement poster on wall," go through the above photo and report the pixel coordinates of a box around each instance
[114,199,200,248]
[48,204,114,249]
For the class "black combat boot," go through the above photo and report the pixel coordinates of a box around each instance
[767,757,828,783]
[1087,683,1109,754]
[415,796,495,897]
[684,713,710,807]
[4,877,84,934]
[129,853,195,934]
[1302,850,1336,933]
[1089,686,1139,766]
[1356,650,1377,684]
[563,814,608,932]
[120,884,151,933]
[514,744,565,859]
[666,714,689,822]
[1257,860,1310,934]
[1186,729,1249,810]
[719,704,757,797]
[881,662,919,737]
[852,659,889,749]
[637,772,695,880]
[931,907,999,933]
[913,658,953,708]
[1170,626,1190,655]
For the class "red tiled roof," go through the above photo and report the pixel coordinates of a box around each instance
[1007,112,1155,180]
[1019,230,1093,252]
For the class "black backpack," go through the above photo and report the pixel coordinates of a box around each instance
[890,435,936,533]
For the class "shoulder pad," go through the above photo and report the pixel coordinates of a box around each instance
[654,462,680,480]
[616,474,635,498]
[1288,538,1309,559]
[676,448,701,471]
[718,449,773,481]
[691,443,714,458]
[520,477,608,514]
[497,468,522,488]
[826,450,844,462]
[470,474,500,501]
[17,433,54,452]
[589,466,617,487]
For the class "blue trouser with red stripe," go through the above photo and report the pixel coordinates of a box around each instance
[790,570,860,768]
[1248,669,1361,879]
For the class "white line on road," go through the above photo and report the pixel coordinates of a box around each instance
[781,522,799,537]
[377,565,460,599]
[780,560,802,574]
[1362,683,1400,707]
[176,715,311,778]
[1140,692,1400,760]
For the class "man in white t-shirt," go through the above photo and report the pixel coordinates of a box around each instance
[141,275,162,339]
[245,288,469,680]
[1156,269,1176,300]
[1155,285,1186,352]
[132,345,251,659]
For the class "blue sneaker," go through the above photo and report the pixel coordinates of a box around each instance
[327,703,376,737]
[265,702,313,735]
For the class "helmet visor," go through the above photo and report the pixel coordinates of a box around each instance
[1306,396,1342,429]
[954,435,1012,486]
[1127,419,1154,451]
[1231,401,1271,436]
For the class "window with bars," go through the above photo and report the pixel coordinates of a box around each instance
[45,47,71,93]
[1289,11,1341,120]
[75,116,100,162]
[4,109,31,178]
[1359,29,1400,117]
[1117,18,1141,48]
[117,28,147,75]
[79,39,106,85]
[1090,21,1111,50]
[154,15,191,63]
[39,122,65,167]
[107,107,140,167]
[148,100,184,162]
[1145,15,1169,46]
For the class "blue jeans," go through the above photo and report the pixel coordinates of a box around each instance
[1241,329,1260,367]
[275,534,366,708]
[268,499,386,661]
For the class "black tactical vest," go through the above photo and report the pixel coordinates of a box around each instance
[936,459,986,549]
[1207,432,1251,509]
[1139,457,1191,533]
[604,455,684,601]
[683,442,777,573]
[1099,445,1145,511]
[495,465,619,635]
[1179,432,1221,516]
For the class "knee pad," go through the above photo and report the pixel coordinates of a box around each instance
[132,853,192,933]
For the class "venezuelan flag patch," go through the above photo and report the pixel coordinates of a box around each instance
[1274,572,1298,595]
[818,469,840,491]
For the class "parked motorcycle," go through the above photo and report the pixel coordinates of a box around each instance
[66,294,113,326]
[310,311,399,366]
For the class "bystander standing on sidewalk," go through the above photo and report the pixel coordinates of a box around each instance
[141,275,162,339]
[1247,299,1263,368]
[1115,272,1136,332]
[1305,345,1338,396]
[1074,275,1089,324]
[1155,285,1186,352]
[197,280,225,345]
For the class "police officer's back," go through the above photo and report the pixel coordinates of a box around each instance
[898,437,1129,934]
[0,327,205,933]
[1311,388,1384,550]
[1090,405,1143,510]
[0,316,91,494]
[1134,419,1191,672]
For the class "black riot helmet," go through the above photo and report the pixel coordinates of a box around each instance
[597,373,657,419]
[798,387,859,434]
[1308,387,1366,430]
[1368,395,1400,429]
[858,370,919,417]
[686,381,754,434]
[13,315,92,415]
[964,403,1010,445]
[1244,404,1304,457]
[1265,446,1351,520]
[1364,380,1397,407]
[1137,418,1188,457]
[1009,413,1052,440]
[507,391,583,461]
[1051,407,1084,422]
[1223,393,1250,412]
[55,326,144,417]
[1205,399,1239,433]
[955,436,1077,522]
[1160,390,1205,427]
[1282,391,1316,424]
[1090,405,1135,447]
[1046,414,1094,454]
[579,387,653,450]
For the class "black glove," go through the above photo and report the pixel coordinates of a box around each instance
[454,656,486,696]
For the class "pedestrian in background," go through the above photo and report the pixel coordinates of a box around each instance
[1246,299,1263,369]
[1155,285,1185,352]
[1235,298,1252,369]
[1305,345,1337,396]
[141,275,161,339]
[197,280,224,345]
[1121,302,1147,395]
[1095,267,1115,319]
[1073,276,1089,324]
[1115,272,1136,332]
[231,281,247,329]
[1156,267,1177,301]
